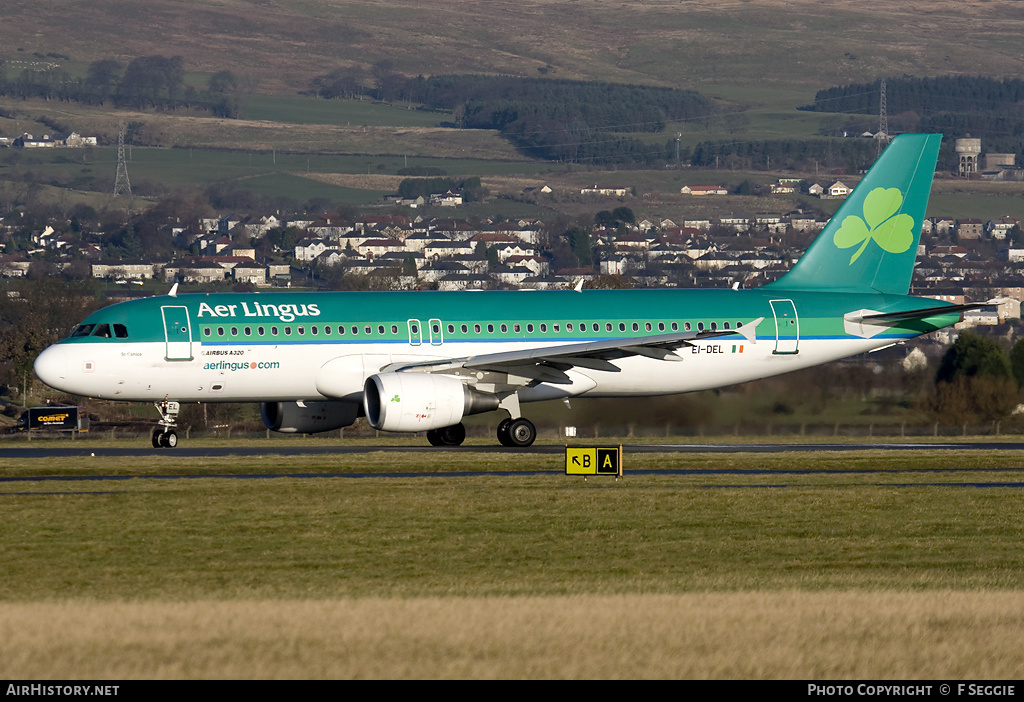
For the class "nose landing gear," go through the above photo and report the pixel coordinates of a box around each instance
[151,400,180,449]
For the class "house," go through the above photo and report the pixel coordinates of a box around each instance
[233,266,267,285]
[91,262,158,280]
[681,185,728,196]
[932,218,956,236]
[358,238,405,260]
[931,245,969,258]
[493,242,535,262]
[999,248,1024,263]
[267,264,291,280]
[717,217,750,232]
[13,133,57,148]
[165,263,227,284]
[823,181,850,199]
[491,264,533,286]
[314,250,346,267]
[294,238,329,262]
[683,219,711,230]
[956,219,984,240]
[987,217,1019,240]
[0,255,30,277]
[581,185,629,197]
[429,191,463,207]
[503,255,548,277]
[423,240,476,260]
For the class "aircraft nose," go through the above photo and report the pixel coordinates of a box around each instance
[34,345,68,389]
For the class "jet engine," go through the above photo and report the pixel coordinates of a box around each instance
[260,400,360,434]
[363,373,499,432]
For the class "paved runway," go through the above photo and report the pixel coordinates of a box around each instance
[2,440,1024,460]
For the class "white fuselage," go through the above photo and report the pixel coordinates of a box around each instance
[34,333,890,405]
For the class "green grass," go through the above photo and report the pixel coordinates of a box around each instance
[2,449,1024,600]
[237,172,389,205]
[239,94,447,128]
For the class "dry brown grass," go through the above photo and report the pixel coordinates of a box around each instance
[5,1,1024,96]
[2,592,1023,679]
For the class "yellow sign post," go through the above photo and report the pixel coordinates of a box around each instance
[565,446,623,477]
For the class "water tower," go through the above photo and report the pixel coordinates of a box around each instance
[955,136,981,177]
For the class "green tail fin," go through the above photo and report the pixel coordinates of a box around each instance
[766,133,941,295]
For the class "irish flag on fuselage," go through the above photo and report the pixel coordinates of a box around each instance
[766,134,942,296]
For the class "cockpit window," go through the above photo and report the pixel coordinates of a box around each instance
[113,324,128,338]
[70,324,95,338]
[91,324,112,338]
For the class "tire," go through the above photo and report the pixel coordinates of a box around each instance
[152,429,162,449]
[438,423,466,446]
[505,418,536,448]
[496,418,512,447]
[426,429,443,446]
[164,429,178,448]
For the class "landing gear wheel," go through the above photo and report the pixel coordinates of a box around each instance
[154,429,178,448]
[427,423,466,447]
[496,418,513,447]
[505,418,536,448]
[151,400,181,449]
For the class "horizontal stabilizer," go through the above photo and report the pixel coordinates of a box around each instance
[855,302,989,324]
[844,303,985,338]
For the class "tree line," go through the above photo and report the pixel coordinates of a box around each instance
[688,137,879,172]
[308,70,715,165]
[0,56,241,118]
[800,75,1024,158]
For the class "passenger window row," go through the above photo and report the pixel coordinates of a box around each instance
[200,319,744,339]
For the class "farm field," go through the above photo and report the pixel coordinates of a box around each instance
[1,446,1023,677]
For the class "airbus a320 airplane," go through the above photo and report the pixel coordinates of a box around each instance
[35,134,972,448]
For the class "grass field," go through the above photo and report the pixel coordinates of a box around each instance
[1,446,1024,677]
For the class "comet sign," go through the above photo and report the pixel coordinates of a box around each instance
[565,446,623,477]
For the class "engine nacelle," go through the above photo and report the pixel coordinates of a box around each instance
[363,373,499,432]
[260,400,360,434]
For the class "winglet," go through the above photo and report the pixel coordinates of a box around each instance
[737,317,763,344]
[574,278,584,293]
[168,283,178,298]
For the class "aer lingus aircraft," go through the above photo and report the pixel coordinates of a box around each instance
[34,134,973,448]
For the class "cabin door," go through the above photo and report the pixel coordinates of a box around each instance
[161,305,194,361]
[769,299,799,355]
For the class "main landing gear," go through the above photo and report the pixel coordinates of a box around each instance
[425,394,536,448]
[496,417,537,448]
[151,400,180,449]
[425,417,538,448]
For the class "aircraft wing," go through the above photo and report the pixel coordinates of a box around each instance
[382,317,764,385]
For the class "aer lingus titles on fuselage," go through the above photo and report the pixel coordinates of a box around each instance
[34,134,972,448]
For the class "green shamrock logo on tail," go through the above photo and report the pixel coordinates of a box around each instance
[833,187,915,264]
